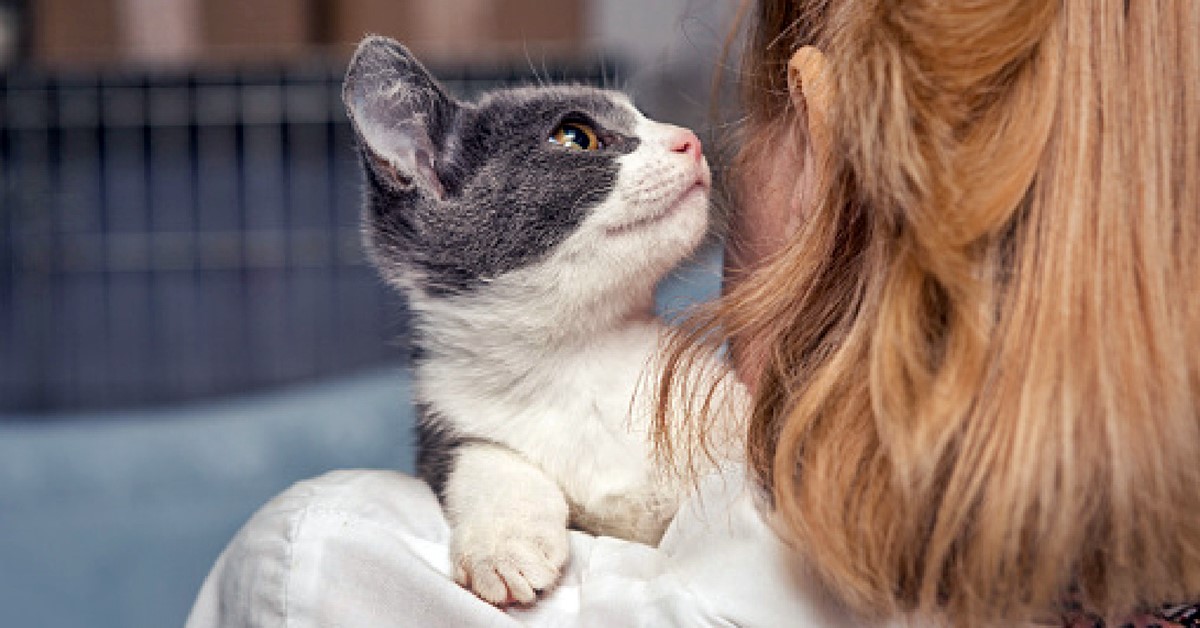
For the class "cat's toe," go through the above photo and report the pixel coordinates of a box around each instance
[462,566,510,605]
[518,552,560,592]
[495,562,536,603]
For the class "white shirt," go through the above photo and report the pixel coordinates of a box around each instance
[186,468,875,627]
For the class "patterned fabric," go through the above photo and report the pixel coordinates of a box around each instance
[1159,603,1200,627]
[1063,602,1200,627]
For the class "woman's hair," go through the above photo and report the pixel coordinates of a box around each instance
[656,0,1200,624]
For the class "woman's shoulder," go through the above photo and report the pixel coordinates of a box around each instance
[185,470,519,628]
[650,469,875,627]
[187,468,885,627]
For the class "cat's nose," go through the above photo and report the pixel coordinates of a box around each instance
[666,128,702,164]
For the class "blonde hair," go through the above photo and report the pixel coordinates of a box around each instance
[657,1,1200,624]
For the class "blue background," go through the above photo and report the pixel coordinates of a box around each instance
[0,248,720,628]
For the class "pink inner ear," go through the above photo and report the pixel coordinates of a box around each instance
[414,148,446,200]
[368,153,410,188]
[368,149,446,201]
[354,108,446,200]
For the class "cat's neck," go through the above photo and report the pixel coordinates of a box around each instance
[408,282,659,363]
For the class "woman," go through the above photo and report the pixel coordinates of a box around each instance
[663,0,1198,625]
[189,1,1200,626]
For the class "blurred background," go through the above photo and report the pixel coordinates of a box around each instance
[0,0,739,626]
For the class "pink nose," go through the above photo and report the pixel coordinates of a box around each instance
[667,128,702,164]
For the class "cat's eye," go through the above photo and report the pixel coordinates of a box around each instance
[549,121,602,151]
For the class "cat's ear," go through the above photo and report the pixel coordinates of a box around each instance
[343,36,458,199]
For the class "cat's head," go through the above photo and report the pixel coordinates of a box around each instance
[343,36,710,311]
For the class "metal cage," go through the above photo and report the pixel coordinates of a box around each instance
[0,59,615,414]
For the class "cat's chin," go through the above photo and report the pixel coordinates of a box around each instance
[605,183,709,238]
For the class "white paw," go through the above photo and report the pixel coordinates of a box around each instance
[451,518,570,606]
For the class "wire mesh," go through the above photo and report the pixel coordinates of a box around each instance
[0,59,614,415]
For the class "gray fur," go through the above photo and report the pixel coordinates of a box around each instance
[344,36,641,296]
[413,403,480,499]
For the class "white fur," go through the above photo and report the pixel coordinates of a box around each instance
[447,444,570,605]
[416,105,746,604]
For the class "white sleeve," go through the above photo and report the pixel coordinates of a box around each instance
[186,469,871,628]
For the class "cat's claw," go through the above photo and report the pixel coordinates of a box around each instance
[452,520,569,606]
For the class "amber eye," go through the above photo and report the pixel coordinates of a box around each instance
[549,121,601,151]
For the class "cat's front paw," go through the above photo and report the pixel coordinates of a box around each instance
[451,518,570,606]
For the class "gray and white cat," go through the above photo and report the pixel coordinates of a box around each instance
[343,36,744,606]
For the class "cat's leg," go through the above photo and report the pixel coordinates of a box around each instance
[443,441,570,606]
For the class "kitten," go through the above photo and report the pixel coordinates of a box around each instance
[343,36,744,606]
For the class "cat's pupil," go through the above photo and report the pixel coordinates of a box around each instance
[561,126,590,149]
[550,122,600,151]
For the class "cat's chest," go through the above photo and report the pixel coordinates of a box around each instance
[418,326,659,436]
[418,324,665,489]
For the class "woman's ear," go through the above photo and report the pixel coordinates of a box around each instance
[787,46,832,187]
